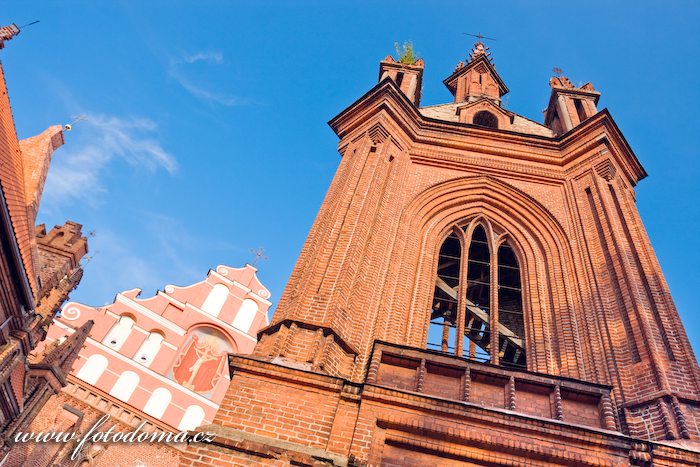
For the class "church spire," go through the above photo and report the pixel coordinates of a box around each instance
[443,40,508,105]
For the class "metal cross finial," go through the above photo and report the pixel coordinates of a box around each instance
[552,67,564,77]
[249,247,268,266]
[464,32,497,43]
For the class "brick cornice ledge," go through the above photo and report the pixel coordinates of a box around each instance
[229,355,348,393]
[257,319,359,356]
[193,423,350,466]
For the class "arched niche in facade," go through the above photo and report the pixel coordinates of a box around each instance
[178,405,205,431]
[201,283,230,318]
[232,298,259,333]
[76,353,109,386]
[109,371,140,402]
[102,314,136,351]
[143,387,172,419]
[170,325,236,395]
[134,331,165,367]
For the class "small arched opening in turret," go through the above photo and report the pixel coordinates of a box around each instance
[473,110,499,129]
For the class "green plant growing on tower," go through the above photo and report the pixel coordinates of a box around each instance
[394,41,419,65]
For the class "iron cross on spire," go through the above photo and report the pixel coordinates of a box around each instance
[249,247,268,267]
[463,32,497,43]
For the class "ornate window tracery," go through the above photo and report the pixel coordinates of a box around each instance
[428,221,526,368]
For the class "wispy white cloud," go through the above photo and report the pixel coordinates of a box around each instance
[181,51,223,64]
[43,114,177,208]
[172,76,244,106]
[169,50,244,106]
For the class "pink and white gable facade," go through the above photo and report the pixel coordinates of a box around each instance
[41,264,271,432]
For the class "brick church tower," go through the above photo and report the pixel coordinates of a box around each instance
[183,42,700,465]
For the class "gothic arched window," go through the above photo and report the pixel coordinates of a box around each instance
[428,223,526,368]
[428,232,461,354]
[473,110,499,129]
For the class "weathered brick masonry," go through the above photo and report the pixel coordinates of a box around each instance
[183,43,700,465]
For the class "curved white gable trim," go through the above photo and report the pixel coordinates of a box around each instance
[232,298,258,334]
[76,354,108,386]
[178,405,205,431]
[110,370,139,402]
[201,283,229,318]
[143,387,172,419]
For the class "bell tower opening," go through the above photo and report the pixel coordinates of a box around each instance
[465,225,491,362]
[428,223,526,368]
[428,232,460,354]
[497,242,525,368]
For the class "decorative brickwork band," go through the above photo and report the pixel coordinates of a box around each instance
[671,396,690,439]
[601,394,616,431]
[366,352,381,384]
[657,398,675,440]
[416,359,426,393]
[308,328,324,363]
[462,367,471,402]
[554,384,563,421]
[508,376,516,411]
[629,443,653,466]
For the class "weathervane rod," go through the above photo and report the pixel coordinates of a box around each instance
[463,32,497,42]
[19,20,39,29]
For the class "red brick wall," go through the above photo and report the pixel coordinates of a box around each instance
[212,370,338,448]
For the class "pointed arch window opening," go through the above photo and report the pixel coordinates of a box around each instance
[428,232,460,354]
[428,223,526,369]
[464,225,492,363]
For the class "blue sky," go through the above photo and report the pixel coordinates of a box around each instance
[2,1,698,356]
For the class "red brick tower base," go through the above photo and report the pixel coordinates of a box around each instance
[182,343,699,466]
[182,44,700,466]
